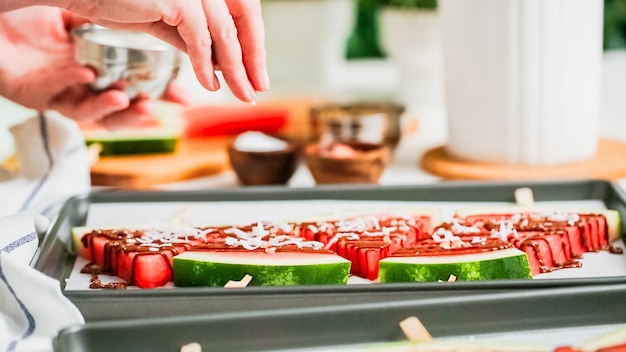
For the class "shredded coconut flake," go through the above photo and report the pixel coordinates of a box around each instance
[490,221,515,242]
[450,220,481,234]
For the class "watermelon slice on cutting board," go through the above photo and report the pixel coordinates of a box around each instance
[79,108,184,156]
[173,250,351,287]
[378,247,532,283]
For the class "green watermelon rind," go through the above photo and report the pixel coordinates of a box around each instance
[86,137,178,156]
[173,251,351,287]
[71,226,92,255]
[83,108,182,156]
[70,225,144,254]
[454,206,622,242]
[378,248,532,283]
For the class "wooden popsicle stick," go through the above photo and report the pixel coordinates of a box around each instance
[180,342,202,352]
[170,205,195,224]
[515,187,535,207]
[224,274,253,288]
[399,316,433,343]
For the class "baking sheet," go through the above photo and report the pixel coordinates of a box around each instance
[53,283,626,352]
[63,198,624,290]
[32,179,626,321]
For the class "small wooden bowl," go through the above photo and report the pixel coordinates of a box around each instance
[227,141,300,186]
[309,102,405,150]
[303,142,391,184]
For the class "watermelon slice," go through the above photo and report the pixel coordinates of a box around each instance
[173,250,351,287]
[73,224,206,288]
[293,211,435,280]
[455,209,622,275]
[456,207,621,243]
[79,109,183,156]
[378,247,532,283]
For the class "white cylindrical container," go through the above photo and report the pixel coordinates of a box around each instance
[440,0,604,165]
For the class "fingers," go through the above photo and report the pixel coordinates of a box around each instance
[51,87,131,123]
[61,10,91,31]
[158,2,222,93]
[52,87,158,130]
[160,82,191,106]
[95,20,188,56]
[203,0,256,103]
[225,0,269,92]
[98,96,154,130]
[64,0,269,102]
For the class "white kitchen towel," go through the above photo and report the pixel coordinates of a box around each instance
[0,111,89,352]
[0,111,91,218]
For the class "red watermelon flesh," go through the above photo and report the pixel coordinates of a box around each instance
[79,226,206,288]
[579,214,607,251]
[516,230,571,267]
[116,250,176,288]
[344,241,390,280]
[513,231,562,275]
[563,226,586,258]
[462,211,613,273]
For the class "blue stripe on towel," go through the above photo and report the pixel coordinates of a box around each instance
[0,232,38,254]
[1,231,39,351]
[0,255,37,351]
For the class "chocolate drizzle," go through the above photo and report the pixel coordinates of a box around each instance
[77,210,621,289]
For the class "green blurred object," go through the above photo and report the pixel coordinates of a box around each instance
[345,0,385,59]
[378,0,437,9]
[604,0,626,49]
[345,0,438,59]
[346,0,625,59]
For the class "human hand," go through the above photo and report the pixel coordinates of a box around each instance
[0,7,188,130]
[63,0,269,103]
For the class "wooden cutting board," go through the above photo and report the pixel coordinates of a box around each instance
[90,137,231,188]
[88,98,323,188]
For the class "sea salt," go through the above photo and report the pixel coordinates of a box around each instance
[234,131,289,152]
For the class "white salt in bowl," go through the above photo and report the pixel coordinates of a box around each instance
[227,132,301,186]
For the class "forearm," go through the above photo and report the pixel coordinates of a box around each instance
[0,0,70,12]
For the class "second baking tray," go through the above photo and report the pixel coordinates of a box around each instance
[33,179,626,321]
[54,283,626,352]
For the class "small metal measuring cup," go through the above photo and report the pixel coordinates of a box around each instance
[72,25,182,100]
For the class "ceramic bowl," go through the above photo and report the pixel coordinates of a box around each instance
[227,135,300,186]
[303,142,391,184]
[72,25,182,99]
[309,102,405,149]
